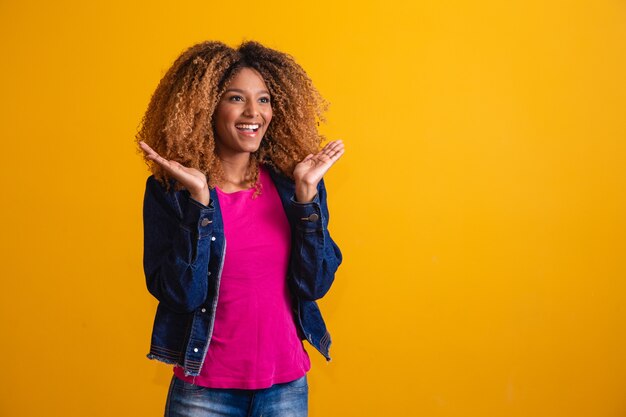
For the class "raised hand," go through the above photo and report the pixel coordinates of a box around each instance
[139,141,210,206]
[293,140,345,203]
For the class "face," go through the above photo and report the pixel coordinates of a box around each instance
[213,67,273,159]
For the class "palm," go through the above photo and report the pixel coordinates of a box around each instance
[139,141,207,196]
[293,140,345,186]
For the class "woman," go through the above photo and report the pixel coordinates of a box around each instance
[137,40,344,417]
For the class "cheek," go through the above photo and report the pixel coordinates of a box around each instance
[214,100,238,119]
[214,109,235,134]
[213,112,231,142]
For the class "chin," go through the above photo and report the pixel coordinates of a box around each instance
[237,143,261,154]
[242,138,264,152]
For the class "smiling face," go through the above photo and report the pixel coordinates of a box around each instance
[213,67,273,161]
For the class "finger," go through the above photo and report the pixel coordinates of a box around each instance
[321,140,343,156]
[319,143,344,164]
[316,146,335,160]
[139,141,159,158]
[323,139,343,149]
[330,147,345,162]
[318,141,343,161]
[148,152,175,172]
[320,142,335,153]
[139,143,177,170]
[327,140,344,154]
[141,145,170,168]
[139,141,152,151]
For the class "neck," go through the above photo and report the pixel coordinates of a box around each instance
[216,151,255,191]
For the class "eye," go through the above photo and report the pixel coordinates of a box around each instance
[259,96,271,104]
[228,95,244,102]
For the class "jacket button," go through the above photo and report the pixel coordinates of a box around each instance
[201,218,211,227]
[201,308,206,313]
[211,236,216,241]
[194,348,199,353]
[307,213,319,222]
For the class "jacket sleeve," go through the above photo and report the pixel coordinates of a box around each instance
[142,176,214,313]
[286,178,342,301]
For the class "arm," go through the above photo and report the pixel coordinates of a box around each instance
[287,178,342,300]
[143,176,214,313]
[286,139,345,300]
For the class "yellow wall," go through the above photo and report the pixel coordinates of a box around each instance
[1,1,625,416]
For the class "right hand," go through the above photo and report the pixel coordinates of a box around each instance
[139,141,210,206]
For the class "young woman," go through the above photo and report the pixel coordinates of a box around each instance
[137,40,344,417]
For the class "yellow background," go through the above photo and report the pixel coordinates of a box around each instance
[1,0,625,416]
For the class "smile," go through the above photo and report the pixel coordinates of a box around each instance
[235,123,260,132]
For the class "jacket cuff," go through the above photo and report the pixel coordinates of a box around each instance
[289,194,323,231]
[182,197,215,238]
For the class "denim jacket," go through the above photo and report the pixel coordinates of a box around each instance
[142,166,342,377]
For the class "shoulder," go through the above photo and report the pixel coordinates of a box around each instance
[264,164,294,190]
[263,164,290,181]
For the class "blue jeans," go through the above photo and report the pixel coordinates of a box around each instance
[165,375,309,417]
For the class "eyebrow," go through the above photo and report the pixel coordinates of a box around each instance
[224,88,270,95]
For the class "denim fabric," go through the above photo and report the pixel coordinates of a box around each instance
[143,165,342,376]
[165,375,308,417]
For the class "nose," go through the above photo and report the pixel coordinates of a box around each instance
[243,101,259,118]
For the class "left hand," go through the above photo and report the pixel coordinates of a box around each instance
[293,140,345,203]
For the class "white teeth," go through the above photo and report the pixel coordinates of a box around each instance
[236,124,260,130]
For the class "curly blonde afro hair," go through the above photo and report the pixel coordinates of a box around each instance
[136,40,328,189]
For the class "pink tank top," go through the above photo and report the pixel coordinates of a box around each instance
[174,167,310,389]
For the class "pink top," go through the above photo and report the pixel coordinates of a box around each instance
[174,167,310,389]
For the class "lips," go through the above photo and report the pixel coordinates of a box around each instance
[235,123,260,132]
